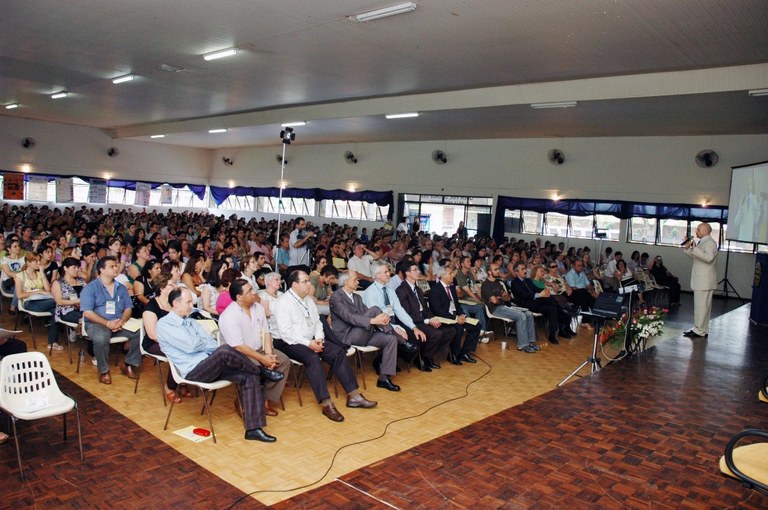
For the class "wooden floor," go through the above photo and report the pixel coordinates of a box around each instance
[2,294,766,509]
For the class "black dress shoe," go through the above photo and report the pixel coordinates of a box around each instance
[259,366,285,383]
[447,353,462,365]
[688,331,708,338]
[459,353,477,364]
[400,341,419,354]
[417,359,432,372]
[558,330,573,339]
[376,378,401,392]
[549,337,560,345]
[244,428,277,442]
[428,358,441,369]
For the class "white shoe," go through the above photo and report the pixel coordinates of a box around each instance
[91,357,98,366]
[50,342,65,351]
[480,336,490,344]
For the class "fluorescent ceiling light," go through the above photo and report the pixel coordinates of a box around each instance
[281,121,306,127]
[51,91,69,99]
[748,89,768,97]
[353,2,416,22]
[531,101,577,109]
[203,48,239,61]
[385,112,419,119]
[5,103,19,110]
[150,134,166,139]
[112,74,135,84]
[208,128,228,134]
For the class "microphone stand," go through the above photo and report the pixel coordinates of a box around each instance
[558,312,604,386]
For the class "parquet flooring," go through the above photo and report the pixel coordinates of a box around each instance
[2,294,766,509]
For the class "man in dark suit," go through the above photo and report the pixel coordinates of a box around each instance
[394,260,454,371]
[329,270,405,391]
[428,265,480,365]
[508,262,568,344]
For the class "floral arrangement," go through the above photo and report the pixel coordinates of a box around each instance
[599,306,668,347]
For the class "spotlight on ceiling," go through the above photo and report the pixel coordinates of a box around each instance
[208,128,228,134]
[5,103,19,110]
[51,91,69,99]
[345,151,358,164]
[281,121,306,128]
[112,74,135,84]
[385,112,419,119]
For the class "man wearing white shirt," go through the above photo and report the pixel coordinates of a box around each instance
[275,270,376,422]
[347,243,377,289]
[219,279,290,417]
[288,217,314,267]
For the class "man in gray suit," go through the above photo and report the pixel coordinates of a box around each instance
[682,222,718,338]
[329,270,406,392]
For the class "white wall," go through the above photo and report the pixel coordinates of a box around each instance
[1,116,765,298]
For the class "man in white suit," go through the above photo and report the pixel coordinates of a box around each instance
[682,222,718,338]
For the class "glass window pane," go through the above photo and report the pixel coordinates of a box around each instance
[595,214,620,241]
[521,210,543,234]
[544,212,568,237]
[503,210,522,236]
[659,218,688,245]
[722,223,755,252]
[629,218,657,244]
[570,215,594,239]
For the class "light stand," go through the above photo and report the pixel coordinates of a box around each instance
[558,312,605,386]
[275,127,296,249]
[717,240,746,304]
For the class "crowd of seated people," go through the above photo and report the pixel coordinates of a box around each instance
[0,202,681,441]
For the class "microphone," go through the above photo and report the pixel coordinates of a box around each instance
[680,237,691,246]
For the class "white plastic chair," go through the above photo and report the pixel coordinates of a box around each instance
[16,298,54,351]
[352,344,381,390]
[163,360,233,444]
[134,325,170,406]
[0,351,84,480]
[77,321,130,373]
[484,303,516,344]
[54,315,77,365]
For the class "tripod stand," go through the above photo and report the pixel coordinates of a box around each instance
[558,312,606,387]
[717,241,746,304]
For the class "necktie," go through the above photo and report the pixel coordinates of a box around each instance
[382,286,390,306]
[445,285,452,301]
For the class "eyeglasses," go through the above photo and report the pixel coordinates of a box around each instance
[549,265,557,269]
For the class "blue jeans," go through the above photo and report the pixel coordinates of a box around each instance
[24,298,57,345]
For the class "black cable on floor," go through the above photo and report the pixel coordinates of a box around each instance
[225,355,494,509]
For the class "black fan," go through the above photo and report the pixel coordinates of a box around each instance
[276,154,287,165]
[547,149,565,165]
[345,151,358,164]
[107,147,119,157]
[21,137,36,149]
[695,150,718,168]
[431,150,447,164]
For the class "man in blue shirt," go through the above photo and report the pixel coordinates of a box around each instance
[564,259,597,315]
[81,256,140,385]
[158,287,281,443]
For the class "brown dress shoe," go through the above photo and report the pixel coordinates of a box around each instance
[120,363,139,380]
[322,403,345,422]
[99,372,112,385]
[265,402,278,417]
[346,394,378,409]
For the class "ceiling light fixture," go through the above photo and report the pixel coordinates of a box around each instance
[531,101,577,109]
[51,91,69,99]
[281,121,306,127]
[208,128,228,134]
[203,48,239,61]
[748,89,768,97]
[112,74,135,84]
[150,134,166,139]
[353,2,417,22]
[385,112,419,119]
[5,103,19,110]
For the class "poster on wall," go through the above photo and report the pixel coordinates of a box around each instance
[3,173,25,200]
[160,184,173,204]
[134,182,151,206]
[88,179,107,203]
[55,177,74,203]
[27,175,49,202]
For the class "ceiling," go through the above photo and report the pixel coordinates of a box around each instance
[1,0,768,149]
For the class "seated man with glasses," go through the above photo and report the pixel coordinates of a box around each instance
[481,263,539,353]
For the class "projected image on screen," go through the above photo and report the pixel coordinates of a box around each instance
[727,161,768,245]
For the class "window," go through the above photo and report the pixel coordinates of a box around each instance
[521,210,543,234]
[659,218,688,246]
[256,196,315,215]
[629,218,657,244]
[321,200,388,221]
[595,214,620,241]
[401,194,492,236]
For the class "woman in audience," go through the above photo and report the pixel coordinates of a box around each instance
[142,273,188,403]
[38,244,59,283]
[1,236,24,312]
[257,272,283,339]
[106,236,125,274]
[181,253,207,298]
[134,259,162,309]
[200,257,229,317]
[531,265,548,291]
[15,252,60,350]
[161,260,182,285]
[127,242,150,285]
[648,255,682,305]
[52,256,85,343]
[214,268,239,314]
